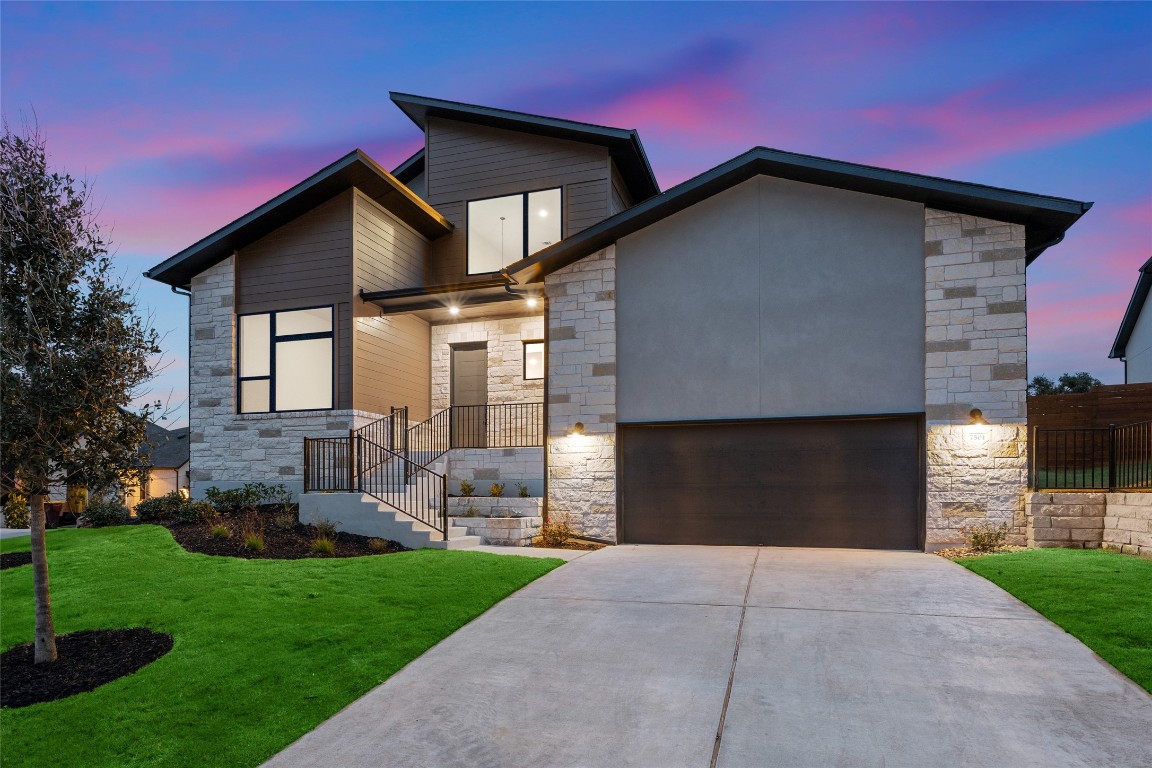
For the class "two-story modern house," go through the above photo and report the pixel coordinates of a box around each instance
[146,92,1091,550]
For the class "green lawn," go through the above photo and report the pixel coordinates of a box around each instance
[959,548,1152,692]
[1,526,563,768]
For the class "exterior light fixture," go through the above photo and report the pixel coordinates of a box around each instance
[448,306,460,316]
[969,408,988,425]
[526,297,538,308]
[567,421,585,436]
[965,408,989,444]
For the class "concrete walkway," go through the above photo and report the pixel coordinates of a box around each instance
[264,546,1152,768]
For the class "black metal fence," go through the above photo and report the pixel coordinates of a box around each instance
[407,402,544,460]
[1030,420,1152,491]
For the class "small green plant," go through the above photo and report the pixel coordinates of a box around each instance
[537,513,574,548]
[3,492,30,528]
[516,483,529,498]
[367,537,391,554]
[210,524,231,540]
[238,510,265,551]
[135,491,187,522]
[271,513,297,532]
[81,498,130,528]
[459,479,475,497]
[310,537,335,556]
[204,482,292,515]
[461,504,479,518]
[310,516,339,540]
[489,482,505,498]
[243,533,265,552]
[177,500,215,525]
[964,521,1009,553]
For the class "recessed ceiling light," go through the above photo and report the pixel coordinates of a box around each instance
[448,306,460,316]
[538,209,548,217]
[526,297,538,308]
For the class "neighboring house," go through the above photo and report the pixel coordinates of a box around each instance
[145,92,1091,550]
[1109,256,1152,383]
[123,422,191,511]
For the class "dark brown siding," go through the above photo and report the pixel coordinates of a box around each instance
[609,161,632,215]
[352,190,431,418]
[425,117,611,285]
[236,190,354,409]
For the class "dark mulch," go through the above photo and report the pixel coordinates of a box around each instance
[1,551,33,570]
[165,520,408,560]
[1,628,173,708]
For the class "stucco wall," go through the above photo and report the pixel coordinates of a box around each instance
[615,176,926,422]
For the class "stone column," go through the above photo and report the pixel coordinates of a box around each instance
[923,210,1029,545]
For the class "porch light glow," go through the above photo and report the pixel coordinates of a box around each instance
[969,408,989,425]
[448,306,460,316]
[526,297,538,308]
[567,422,585,436]
[965,408,989,443]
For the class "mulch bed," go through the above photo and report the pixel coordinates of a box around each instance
[164,519,408,560]
[935,545,1027,560]
[1,551,33,570]
[1,628,173,709]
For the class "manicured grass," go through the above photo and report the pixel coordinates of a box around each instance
[959,548,1152,692]
[1,527,562,767]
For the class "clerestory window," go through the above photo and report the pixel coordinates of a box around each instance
[467,188,562,274]
[237,306,333,413]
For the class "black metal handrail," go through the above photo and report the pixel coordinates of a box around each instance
[406,402,544,462]
[1030,420,1152,491]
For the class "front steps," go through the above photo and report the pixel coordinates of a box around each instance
[299,486,481,551]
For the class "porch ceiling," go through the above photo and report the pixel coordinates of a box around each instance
[361,280,541,323]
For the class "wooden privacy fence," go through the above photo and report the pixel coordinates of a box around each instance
[1027,383,1152,429]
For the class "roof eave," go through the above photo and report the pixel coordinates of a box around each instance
[1109,257,1152,359]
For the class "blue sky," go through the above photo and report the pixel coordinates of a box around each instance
[3,1,1150,427]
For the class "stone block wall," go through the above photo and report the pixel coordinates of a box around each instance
[1102,493,1152,557]
[446,448,543,497]
[924,210,1029,545]
[545,246,617,540]
[188,255,381,499]
[430,315,544,411]
[1025,492,1106,548]
[447,496,542,518]
[449,515,543,546]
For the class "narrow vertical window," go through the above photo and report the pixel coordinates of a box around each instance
[523,341,544,381]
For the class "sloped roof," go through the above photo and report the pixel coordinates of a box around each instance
[145,150,452,289]
[1109,256,1152,359]
[389,92,660,203]
[504,146,1093,285]
[141,423,189,469]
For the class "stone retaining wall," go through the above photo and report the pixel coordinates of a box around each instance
[447,496,542,518]
[446,448,543,498]
[449,515,542,546]
[1026,492,1152,557]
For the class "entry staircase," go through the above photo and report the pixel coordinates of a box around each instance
[302,403,543,549]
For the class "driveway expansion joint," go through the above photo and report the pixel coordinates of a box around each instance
[710,548,760,768]
[745,604,1046,621]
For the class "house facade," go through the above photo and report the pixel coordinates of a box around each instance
[146,93,1091,550]
[1110,256,1152,383]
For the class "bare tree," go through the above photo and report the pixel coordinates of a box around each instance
[1,122,161,663]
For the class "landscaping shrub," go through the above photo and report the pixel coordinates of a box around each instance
[459,479,475,497]
[3,492,30,528]
[309,537,335,556]
[210,524,231,540]
[242,533,265,552]
[204,483,291,515]
[175,500,215,525]
[537,513,574,548]
[134,491,187,522]
[461,504,479,518]
[489,482,505,498]
[964,521,1009,552]
[367,538,390,554]
[82,498,130,528]
[238,511,265,552]
[270,513,297,532]
[516,483,529,498]
[310,517,338,540]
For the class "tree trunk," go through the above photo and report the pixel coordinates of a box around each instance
[29,492,58,663]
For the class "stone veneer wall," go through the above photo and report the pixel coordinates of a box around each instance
[430,315,544,411]
[544,246,617,540]
[446,448,543,497]
[1027,492,1152,557]
[188,255,381,499]
[924,209,1029,545]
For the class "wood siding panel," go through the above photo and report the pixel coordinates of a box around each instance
[353,189,427,292]
[236,191,353,313]
[610,162,633,215]
[424,117,611,284]
[354,313,431,420]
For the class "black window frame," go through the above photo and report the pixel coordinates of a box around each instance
[465,186,563,276]
[522,339,544,381]
[236,304,335,414]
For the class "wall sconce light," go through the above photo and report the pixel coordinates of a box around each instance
[969,408,988,425]
[965,408,989,443]
[567,421,585,436]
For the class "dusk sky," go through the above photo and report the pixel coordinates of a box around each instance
[3,1,1150,428]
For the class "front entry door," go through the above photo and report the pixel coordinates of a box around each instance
[451,343,487,448]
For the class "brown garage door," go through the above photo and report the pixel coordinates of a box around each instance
[618,416,923,549]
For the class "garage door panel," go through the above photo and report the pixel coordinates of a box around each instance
[619,418,922,549]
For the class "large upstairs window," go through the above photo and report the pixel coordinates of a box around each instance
[467,188,562,274]
[237,306,333,413]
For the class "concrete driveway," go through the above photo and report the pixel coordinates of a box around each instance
[264,546,1152,768]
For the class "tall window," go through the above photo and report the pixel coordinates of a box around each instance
[237,306,333,413]
[523,341,544,380]
[467,188,562,274]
